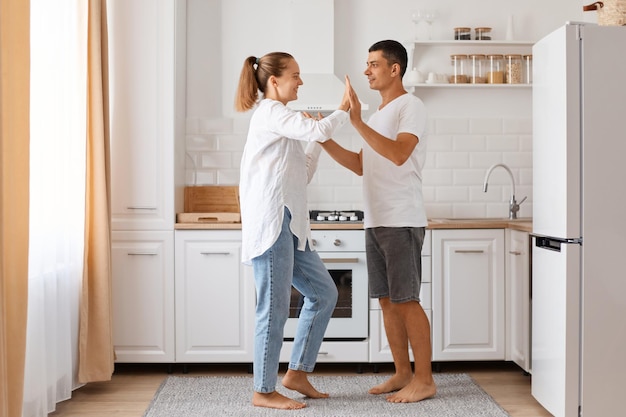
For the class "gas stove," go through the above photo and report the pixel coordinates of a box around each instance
[309,210,364,224]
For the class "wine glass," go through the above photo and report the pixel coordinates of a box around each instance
[423,9,438,40]
[410,9,423,40]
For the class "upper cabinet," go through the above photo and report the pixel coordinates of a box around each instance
[108,0,186,231]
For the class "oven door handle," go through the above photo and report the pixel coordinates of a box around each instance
[320,257,360,264]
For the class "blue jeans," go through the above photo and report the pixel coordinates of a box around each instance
[251,208,338,393]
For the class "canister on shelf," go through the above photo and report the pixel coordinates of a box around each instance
[522,54,533,84]
[468,54,486,84]
[449,54,468,83]
[505,54,523,84]
[454,27,471,40]
[475,27,492,40]
[486,54,504,84]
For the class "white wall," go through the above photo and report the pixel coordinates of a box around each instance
[184,0,594,218]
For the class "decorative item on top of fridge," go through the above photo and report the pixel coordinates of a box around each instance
[583,0,626,25]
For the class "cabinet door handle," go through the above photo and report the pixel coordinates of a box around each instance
[509,250,522,255]
[127,252,157,256]
[201,251,231,256]
[454,250,484,254]
[321,257,359,263]
[317,351,329,355]
[127,206,157,210]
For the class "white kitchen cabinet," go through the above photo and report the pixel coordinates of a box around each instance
[506,229,531,373]
[174,230,255,362]
[108,0,185,363]
[111,231,175,362]
[369,230,432,362]
[108,0,186,231]
[432,229,505,361]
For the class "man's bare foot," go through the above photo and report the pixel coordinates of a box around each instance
[282,369,330,398]
[386,378,436,403]
[368,373,412,395]
[252,391,306,410]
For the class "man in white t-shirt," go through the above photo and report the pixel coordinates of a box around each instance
[320,40,436,403]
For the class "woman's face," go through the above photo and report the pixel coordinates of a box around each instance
[270,58,303,104]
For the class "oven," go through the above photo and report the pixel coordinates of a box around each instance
[283,217,368,340]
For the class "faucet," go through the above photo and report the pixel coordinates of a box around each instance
[482,163,527,219]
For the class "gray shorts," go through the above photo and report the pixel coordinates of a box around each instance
[366,227,425,303]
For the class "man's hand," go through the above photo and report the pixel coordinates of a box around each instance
[345,75,362,126]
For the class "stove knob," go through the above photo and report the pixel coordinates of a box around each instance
[350,215,358,221]
[339,215,348,221]
[316,215,325,221]
[328,215,337,221]
[333,239,341,246]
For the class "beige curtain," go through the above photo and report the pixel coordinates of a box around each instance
[0,0,30,416]
[78,0,114,383]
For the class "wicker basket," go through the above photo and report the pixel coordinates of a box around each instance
[583,1,626,26]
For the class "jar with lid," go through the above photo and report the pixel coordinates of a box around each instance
[475,27,492,40]
[468,54,486,84]
[505,54,523,84]
[486,54,504,84]
[449,54,468,84]
[522,54,533,84]
[454,27,471,40]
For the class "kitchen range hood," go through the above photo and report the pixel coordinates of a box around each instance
[286,0,367,113]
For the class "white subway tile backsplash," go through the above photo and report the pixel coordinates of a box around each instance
[187,116,534,217]
[486,135,520,151]
[201,152,232,168]
[452,136,485,151]
[426,135,452,151]
[436,152,470,169]
[469,118,502,134]
[503,118,532,134]
[436,186,469,202]
[435,118,470,134]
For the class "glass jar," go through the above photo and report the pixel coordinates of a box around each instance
[449,54,468,84]
[505,54,523,84]
[523,54,533,84]
[468,54,486,84]
[475,27,492,40]
[454,27,471,40]
[486,54,504,84]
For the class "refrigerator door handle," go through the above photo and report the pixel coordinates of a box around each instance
[532,234,582,252]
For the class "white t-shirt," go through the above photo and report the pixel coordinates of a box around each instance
[362,93,428,229]
[239,98,348,263]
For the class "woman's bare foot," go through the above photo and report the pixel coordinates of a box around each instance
[368,373,412,395]
[386,378,437,403]
[282,369,330,398]
[252,391,306,410]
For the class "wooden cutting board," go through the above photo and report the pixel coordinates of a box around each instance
[180,186,241,223]
[183,185,240,213]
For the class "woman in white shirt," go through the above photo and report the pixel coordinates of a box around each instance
[235,52,349,410]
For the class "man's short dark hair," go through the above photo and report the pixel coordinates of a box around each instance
[368,40,408,77]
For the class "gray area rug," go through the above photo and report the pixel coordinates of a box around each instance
[143,373,510,417]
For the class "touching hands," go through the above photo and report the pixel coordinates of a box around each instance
[344,75,362,125]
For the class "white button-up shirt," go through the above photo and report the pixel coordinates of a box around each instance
[240,99,348,263]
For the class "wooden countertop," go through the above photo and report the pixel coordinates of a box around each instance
[175,218,533,233]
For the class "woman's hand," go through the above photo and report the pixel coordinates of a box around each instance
[339,77,351,112]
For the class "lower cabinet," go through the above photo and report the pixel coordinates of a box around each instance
[369,230,432,362]
[506,229,531,373]
[432,229,505,361]
[174,230,255,362]
[112,231,175,362]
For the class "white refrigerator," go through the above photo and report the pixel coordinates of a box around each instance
[532,22,626,417]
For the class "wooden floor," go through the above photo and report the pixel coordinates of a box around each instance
[49,361,552,417]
